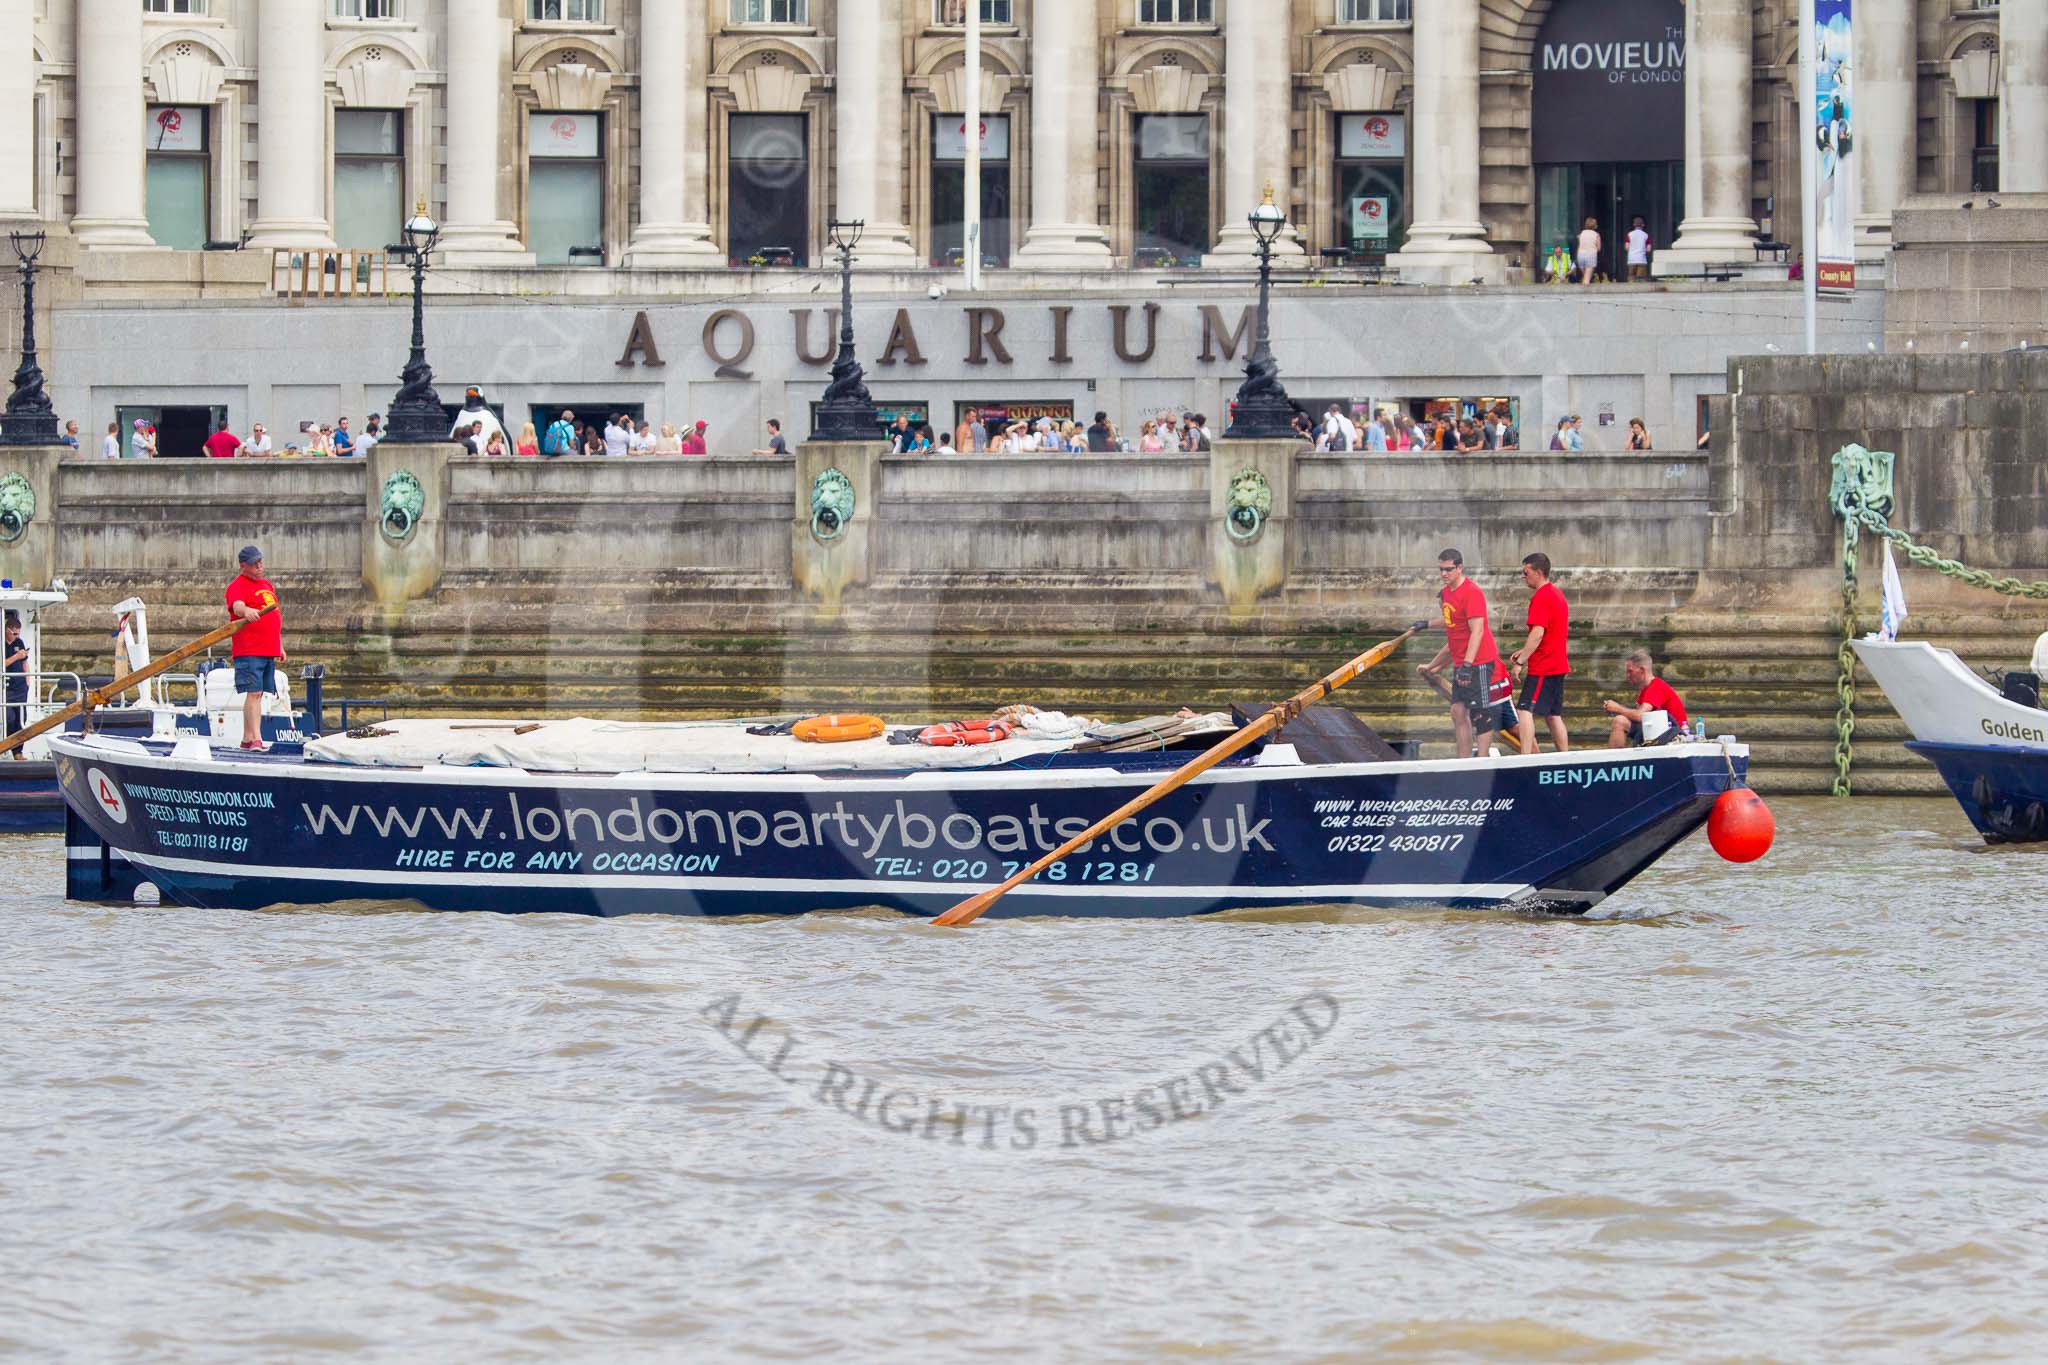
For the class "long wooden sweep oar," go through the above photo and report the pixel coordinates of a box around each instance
[0,605,277,759]
[931,625,1423,928]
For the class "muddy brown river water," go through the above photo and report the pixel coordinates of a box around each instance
[3,796,2045,1362]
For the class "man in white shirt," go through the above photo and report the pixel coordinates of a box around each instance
[1625,215,1652,282]
[242,422,274,456]
[629,420,657,455]
[354,414,381,454]
[603,416,631,458]
[100,423,121,459]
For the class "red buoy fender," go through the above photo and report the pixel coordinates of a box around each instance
[1708,787,1775,863]
[917,720,1014,747]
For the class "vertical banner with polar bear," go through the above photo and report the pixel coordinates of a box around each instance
[1813,0,1857,293]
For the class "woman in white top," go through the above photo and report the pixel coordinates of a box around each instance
[654,423,682,455]
[1576,217,1601,287]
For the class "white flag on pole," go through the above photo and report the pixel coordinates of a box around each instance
[1878,541,1908,642]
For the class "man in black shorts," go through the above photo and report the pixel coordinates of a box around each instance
[1507,552,1571,752]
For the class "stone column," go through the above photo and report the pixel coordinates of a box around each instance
[625,0,720,266]
[0,0,34,219]
[1852,0,1914,258]
[1385,0,1498,283]
[246,0,335,248]
[1013,0,1111,268]
[71,0,155,247]
[1206,0,1304,266]
[833,0,916,261]
[438,0,529,261]
[1656,0,1759,273]
[2003,0,2048,193]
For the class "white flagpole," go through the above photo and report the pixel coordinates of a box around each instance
[1800,0,1818,355]
[964,0,982,292]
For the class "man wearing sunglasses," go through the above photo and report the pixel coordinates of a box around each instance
[1418,548,1508,759]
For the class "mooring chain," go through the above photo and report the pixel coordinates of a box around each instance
[1831,499,2048,796]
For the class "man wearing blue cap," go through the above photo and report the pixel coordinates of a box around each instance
[225,545,284,751]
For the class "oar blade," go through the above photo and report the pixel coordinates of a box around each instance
[933,890,998,927]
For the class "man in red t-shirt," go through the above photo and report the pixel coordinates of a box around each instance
[1418,547,1505,759]
[1507,551,1572,753]
[202,421,242,460]
[1604,648,1688,747]
[225,544,285,751]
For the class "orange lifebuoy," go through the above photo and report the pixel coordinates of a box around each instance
[917,719,1014,747]
[793,714,886,743]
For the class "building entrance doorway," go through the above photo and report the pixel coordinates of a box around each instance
[1536,162,1681,280]
[115,404,225,459]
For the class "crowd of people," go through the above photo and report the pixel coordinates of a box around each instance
[1421,546,1691,759]
[56,394,1661,459]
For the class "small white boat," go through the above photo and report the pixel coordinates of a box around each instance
[1853,637,2048,841]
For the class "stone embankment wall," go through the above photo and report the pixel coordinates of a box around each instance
[0,349,2041,795]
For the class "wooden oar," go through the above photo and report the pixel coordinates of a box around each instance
[931,625,1422,928]
[0,605,277,758]
[1421,669,1526,754]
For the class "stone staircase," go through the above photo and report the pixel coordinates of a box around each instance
[38,577,2045,799]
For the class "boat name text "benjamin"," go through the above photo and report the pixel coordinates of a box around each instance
[1981,717,2048,743]
[1537,764,1655,787]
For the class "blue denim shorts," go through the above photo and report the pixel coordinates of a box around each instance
[233,656,277,694]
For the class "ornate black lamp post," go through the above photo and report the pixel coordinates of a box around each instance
[0,229,59,447]
[811,218,883,441]
[383,200,447,444]
[1222,186,1299,440]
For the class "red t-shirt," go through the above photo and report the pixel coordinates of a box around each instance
[225,573,282,657]
[1525,581,1570,676]
[1439,577,1499,666]
[1638,677,1687,728]
[203,431,241,459]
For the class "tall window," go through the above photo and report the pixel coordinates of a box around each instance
[1137,0,1210,22]
[730,0,808,23]
[1334,113,1406,260]
[528,112,605,266]
[1132,114,1208,264]
[931,113,1011,266]
[1338,0,1409,20]
[1973,99,2000,192]
[934,0,1013,22]
[528,0,602,20]
[728,114,808,266]
[332,0,401,17]
[145,105,209,249]
[142,0,207,13]
[335,110,404,249]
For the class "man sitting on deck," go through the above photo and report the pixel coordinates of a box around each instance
[1603,649,1688,747]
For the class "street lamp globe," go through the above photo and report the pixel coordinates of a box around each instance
[402,201,440,256]
[1249,184,1285,247]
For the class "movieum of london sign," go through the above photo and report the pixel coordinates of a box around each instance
[613,305,1274,373]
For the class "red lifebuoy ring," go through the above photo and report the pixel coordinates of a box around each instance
[917,719,1014,747]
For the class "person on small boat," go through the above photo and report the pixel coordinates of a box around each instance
[225,546,285,753]
[1419,547,1509,759]
[3,613,26,757]
[1506,552,1571,753]
[1603,649,1687,748]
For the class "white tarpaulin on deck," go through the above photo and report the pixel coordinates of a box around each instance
[304,717,1095,773]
